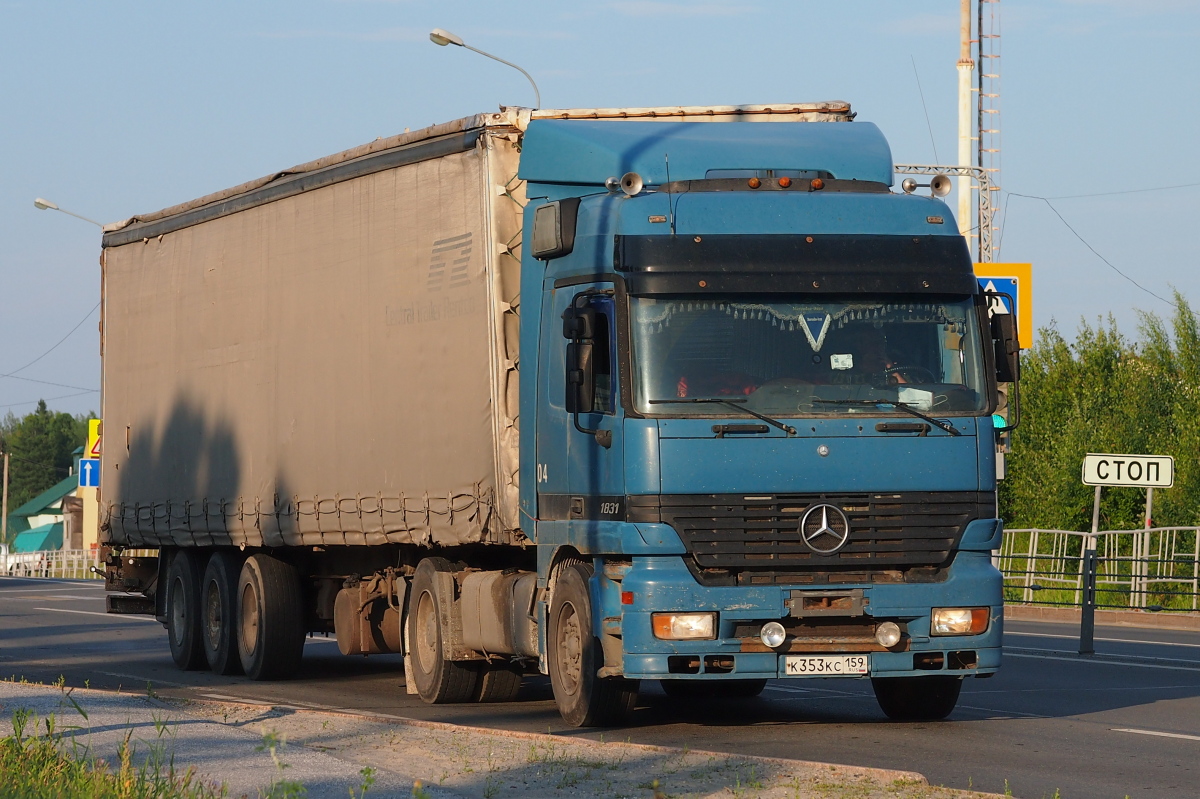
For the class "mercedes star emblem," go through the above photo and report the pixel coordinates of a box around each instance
[799,503,852,555]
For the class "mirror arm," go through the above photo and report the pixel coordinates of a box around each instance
[573,413,612,448]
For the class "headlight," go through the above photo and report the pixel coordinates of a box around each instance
[930,607,990,636]
[652,612,717,640]
[759,621,787,648]
[875,621,902,648]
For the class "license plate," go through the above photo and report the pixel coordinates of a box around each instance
[784,655,869,676]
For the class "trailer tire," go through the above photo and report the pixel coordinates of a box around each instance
[548,561,639,727]
[237,554,305,680]
[474,665,523,703]
[871,675,962,721]
[165,550,208,671]
[409,558,480,703]
[660,679,767,699]
[201,551,244,675]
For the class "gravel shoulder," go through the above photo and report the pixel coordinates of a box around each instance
[0,680,1001,798]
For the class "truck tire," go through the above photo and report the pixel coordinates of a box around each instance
[237,554,305,680]
[474,665,523,703]
[201,551,244,675]
[409,558,481,703]
[548,561,639,727]
[660,679,767,699]
[871,675,963,721]
[165,550,208,671]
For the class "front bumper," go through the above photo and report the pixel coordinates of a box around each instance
[616,549,1003,680]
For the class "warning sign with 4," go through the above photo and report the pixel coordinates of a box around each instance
[975,263,1032,350]
[87,418,101,459]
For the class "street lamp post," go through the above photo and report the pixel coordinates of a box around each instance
[429,28,541,110]
[33,198,103,228]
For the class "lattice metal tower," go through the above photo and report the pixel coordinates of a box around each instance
[977,0,1002,256]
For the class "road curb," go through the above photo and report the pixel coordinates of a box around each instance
[1005,604,1200,631]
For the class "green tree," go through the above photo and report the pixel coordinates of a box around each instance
[1,401,91,535]
[1001,292,1200,531]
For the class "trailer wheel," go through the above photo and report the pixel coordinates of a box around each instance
[660,679,767,699]
[237,554,305,680]
[408,558,480,703]
[871,675,963,721]
[474,665,523,703]
[201,551,244,675]
[165,550,208,671]
[548,561,639,727]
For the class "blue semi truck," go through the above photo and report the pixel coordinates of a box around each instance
[100,103,1018,727]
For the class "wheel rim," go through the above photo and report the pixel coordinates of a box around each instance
[204,581,222,650]
[557,600,583,696]
[170,575,187,647]
[240,582,259,656]
[415,590,438,673]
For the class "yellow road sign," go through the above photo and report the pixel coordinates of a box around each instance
[975,263,1033,350]
[87,418,101,458]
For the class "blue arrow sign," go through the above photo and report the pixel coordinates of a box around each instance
[78,458,100,488]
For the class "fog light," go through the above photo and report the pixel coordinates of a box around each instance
[759,621,786,648]
[652,612,716,640]
[931,607,990,636]
[875,621,902,648]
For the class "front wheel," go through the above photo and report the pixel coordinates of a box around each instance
[547,561,638,727]
[871,675,963,720]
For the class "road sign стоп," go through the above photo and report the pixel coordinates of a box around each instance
[1082,453,1173,488]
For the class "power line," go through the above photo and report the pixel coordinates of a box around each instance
[1042,181,1200,201]
[910,55,940,164]
[0,390,98,410]
[1008,192,1171,306]
[0,374,97,392]
[3,302,99,376]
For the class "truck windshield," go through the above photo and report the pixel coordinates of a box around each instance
[630,295,988,417]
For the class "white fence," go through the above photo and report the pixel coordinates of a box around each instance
[999,527,1200,611]
[1,548,104,580]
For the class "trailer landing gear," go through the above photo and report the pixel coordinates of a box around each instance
[237,554,305,680]
[548,562,638,727]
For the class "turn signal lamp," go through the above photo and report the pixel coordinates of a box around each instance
[652,612,716,640]
[930,607,989,636]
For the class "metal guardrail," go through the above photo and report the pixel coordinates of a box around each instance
[999,527,1200,612]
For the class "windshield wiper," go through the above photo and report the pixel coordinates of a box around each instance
[811,399,962,436]
[650,398,798,436]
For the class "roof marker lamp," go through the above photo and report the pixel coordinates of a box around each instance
[429,27,541,110]
[33,197,103,228]
[930,607,990,636]
[652,612,716,640]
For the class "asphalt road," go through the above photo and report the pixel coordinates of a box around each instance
[3,576,1200,799]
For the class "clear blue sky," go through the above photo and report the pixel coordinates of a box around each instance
[2,0,1197,416]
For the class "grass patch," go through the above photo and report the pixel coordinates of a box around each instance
[0,708,225,799]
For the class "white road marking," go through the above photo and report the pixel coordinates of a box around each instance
[33,607,158,622]
[1005,650,1200,672]
[1009,631,1200,649]
[0,586,102,593]
[1112,728,1200,742]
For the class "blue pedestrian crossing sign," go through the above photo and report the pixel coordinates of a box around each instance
[78,458,100,488]
[975,263,1033,349]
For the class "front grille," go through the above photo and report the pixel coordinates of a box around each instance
[632,491,993,586]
